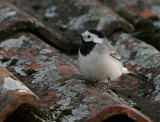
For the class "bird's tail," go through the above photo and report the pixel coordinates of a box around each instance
[122,67,147,80]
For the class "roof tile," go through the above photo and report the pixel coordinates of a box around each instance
[109,32,160,122]
[0,1,67,51]
[0,65,41,121]
[99,0,160,19]
[0,0,159,121]
[0,32,150,121]
[6,0,134,51]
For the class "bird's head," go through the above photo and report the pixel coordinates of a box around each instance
[75,29,105,44]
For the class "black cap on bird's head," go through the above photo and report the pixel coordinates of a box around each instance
[88,29,105,38]
[75,29,105,44]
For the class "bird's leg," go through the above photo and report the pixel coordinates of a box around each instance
[107,80,110,90]
[103,78,110,91]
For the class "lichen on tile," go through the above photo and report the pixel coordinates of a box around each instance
[68,8,112,31]
[0,35,30,51]
[3,77,29,91]
[154,74,160,102]
[32,56,61,87]
[0,77,29,100]
[152,5,160,18]
[0,7,16,22]
[40,49,52,54]
[115,33,160,70]
[61,104,89,122]
[97,13,116,30]
[44,6,57,18]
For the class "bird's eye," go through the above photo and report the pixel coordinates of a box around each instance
[87,35,91,38]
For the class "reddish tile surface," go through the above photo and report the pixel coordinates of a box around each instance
[0,65,41,121]
[0,33,151,121]
[99,0,160,52]
[99,0,160,19]
[99,0,160,51]
[109,32,160,122]
[0,1,69,51]
[0,0,159,121]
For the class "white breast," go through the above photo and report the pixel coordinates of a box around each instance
[78,49,123,82]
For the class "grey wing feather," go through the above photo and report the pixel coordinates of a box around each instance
[101,38,121,61]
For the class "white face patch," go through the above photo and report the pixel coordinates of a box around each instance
[82,31,103,43]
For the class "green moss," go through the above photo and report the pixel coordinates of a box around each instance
[55,113,58,117]
[32,4,41,11]
[54,109,72,121]
[142,92,148,97]
[20,104,47,120]
[43,17,49,22]
[19,105,73,121]
[111,88,117,94]
[1,57,10,62]
[61,109,72,116]
[133,105,142,111]
[55,118,61,122]
[10,59,18,66]
[59,113,64,118]
[16,73,21,75]
[24,69,37,75]
[149,15,159,21]
[49,105,61,113]
[127,95,132,98]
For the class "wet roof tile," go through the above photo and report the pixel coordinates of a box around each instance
[0,65,41,121]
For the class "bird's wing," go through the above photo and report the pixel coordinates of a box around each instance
[108,44,121,61]
[96,38,121,61]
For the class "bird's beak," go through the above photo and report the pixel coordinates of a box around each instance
[74,33,83,38]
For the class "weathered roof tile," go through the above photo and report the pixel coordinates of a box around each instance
[99,0,160,19]
[109,32,160,122]
[0,65,41,121]
[0,1,67,51]
[6,0,134,51]
[0,0,159,121]
[0,32,150,121]
[99,0,160,51]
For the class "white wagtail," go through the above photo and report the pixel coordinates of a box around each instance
[75,29,146,87]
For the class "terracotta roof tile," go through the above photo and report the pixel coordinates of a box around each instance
[0,0,159,121]
[99,0,160,19]
[109,32,160,122]
[0,65,41,121]
[0,1,67,51]
[0,32,151,121]
[99,0,160,51]
[6,0,134,51]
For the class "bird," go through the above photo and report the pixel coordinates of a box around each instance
[75,29,146,88]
